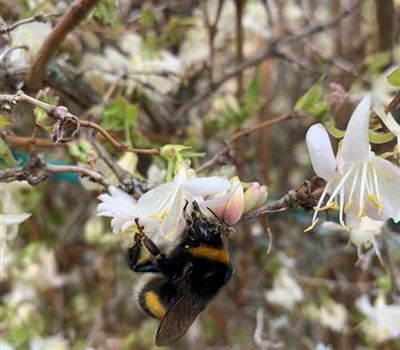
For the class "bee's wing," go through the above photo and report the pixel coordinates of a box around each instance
[155,267,207,346]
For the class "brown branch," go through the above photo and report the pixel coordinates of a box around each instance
[279,2,363,45]
[24,0,99,92]
[1,133,67,149]
[175,2,361,120]
[230,111,304,143]
[235,0,245,103]
[0,154,110,188]
[0,91,159,155]
[0,12,61,35]
[238,176,325,223]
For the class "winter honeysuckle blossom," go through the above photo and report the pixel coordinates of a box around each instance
[97,165,231,243]
[356,294,400,343]
[306,95,400,231]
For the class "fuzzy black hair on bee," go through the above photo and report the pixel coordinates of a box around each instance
[127,201,233,346]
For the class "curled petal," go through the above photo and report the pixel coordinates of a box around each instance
[306,124,337,180]
[340,95,371,163]
[371,156,400,222]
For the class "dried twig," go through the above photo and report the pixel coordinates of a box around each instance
[0,154,110,188]
[24,0,99,92]
[175,2,361,119]
[0,12,60,35]
[0,91,159,155]
[239,177,325,223]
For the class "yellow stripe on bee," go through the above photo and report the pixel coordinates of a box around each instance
[145,291,166,319]
[189,245,230,264]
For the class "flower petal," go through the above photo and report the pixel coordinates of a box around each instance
[375,106,400,139]
[182,177,230,196]
[371,156,400,222]
[306,124,337,180]
[97,187,138,235]
[137,182,176,217]
[340,95,371,163]
[0,213,31,225]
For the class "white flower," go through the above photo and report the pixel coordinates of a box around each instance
[30,334,69,350]
[97,166,230,243]
[21,248,66,289]
[97,186,138,235]
[0,340,15,350]
[136,166,230,242]
[265,268,303,310]
[375,106,400,161]
[1,213,31,278]
[307,300,348,332]
[306,95,400,231]
[356,294,400,343]
[348,215,385,264]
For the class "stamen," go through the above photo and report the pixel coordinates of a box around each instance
[309,182,331,225]
[325,163,355,207]
[304,218,320,232]
[345,165,361,212]
[357,162,368,218]
[339,186,345,226]
[371,165,383,214]
[371,237,384,266]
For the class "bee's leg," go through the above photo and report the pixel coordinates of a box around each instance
[126,233,144,271]
[183,199,192,226]
[134,218,169,265]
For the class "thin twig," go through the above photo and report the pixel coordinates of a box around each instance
[0,154,110,188]
[175,2,361,119]
[230,111,304,143]
[0,91,159,155]
[239,177,325,223]
[24,0,99,92]
[0,13,61,35]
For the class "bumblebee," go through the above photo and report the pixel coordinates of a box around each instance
[127,201,233,346]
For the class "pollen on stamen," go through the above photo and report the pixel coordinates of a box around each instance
[304,218,319,232]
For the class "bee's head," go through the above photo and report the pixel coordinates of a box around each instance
[190,201,226,245]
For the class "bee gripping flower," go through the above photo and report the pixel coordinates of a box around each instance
[306,94,400,231]
[97,167,231,243]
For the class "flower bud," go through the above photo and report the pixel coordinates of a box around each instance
[243,182,268,213]
[219,176,244,225]
[160,145,177,159]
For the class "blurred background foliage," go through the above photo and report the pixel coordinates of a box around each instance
[1,0,400,349]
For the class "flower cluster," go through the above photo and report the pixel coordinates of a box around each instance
[306,94,400,261]
[97,164,268,244]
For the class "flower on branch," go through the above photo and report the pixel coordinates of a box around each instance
[97,165,230,243]
[356,294,400,343]
[306,95,400,231]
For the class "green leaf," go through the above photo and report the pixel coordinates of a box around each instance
[364,51,391,74]
[92,0,118,27]
[103,97,138,131]
[245,69,262,108]
[0,114,10,129]
[368,130,395,144]
[295,77,329,121]
[34,91,58,132]
[103,97,139,147]
[387,67,400,87]
[324,120,345,138]
[0,137,18,167]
